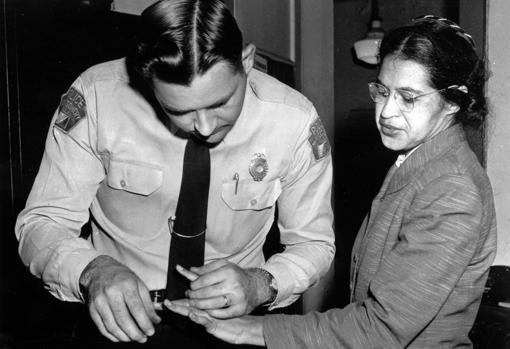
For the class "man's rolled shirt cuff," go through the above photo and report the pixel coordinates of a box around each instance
[262,261,300,309]
[46,247,102,303]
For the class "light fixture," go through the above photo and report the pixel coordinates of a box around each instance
[354,0,384,65]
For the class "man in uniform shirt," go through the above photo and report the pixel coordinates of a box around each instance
[15,0,335,347]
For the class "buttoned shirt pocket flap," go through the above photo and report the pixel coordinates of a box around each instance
[222,179,281,211]
[107,160,163,196]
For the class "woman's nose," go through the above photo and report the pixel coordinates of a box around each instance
[380,93,400,119]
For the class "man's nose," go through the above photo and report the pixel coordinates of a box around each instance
[194,110,215,137]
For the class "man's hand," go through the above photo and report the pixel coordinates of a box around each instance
[164,299,265,346]
[175,261,276,318]
[79,255,161,343]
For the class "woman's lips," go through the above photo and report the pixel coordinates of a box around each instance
[379,122,401,135]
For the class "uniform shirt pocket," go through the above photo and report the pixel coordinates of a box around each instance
[107,159,163,196]
[221,179,281,211]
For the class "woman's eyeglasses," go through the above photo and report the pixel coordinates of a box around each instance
[368,82,460,112]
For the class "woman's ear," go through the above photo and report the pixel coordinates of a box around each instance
[445,101,460,116]
[445,85,468,115]
[241,43,256,74]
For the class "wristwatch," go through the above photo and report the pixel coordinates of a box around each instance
[258,268,278,306]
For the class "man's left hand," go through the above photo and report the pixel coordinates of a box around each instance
[175,260,272,318]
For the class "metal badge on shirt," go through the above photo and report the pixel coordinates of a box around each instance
[249,153,268,181]
[308,118,331,160]
[55,87,86,132]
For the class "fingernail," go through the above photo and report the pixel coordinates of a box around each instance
[164,300,172,307]
[147,329,155,336]
[185,290,190,297]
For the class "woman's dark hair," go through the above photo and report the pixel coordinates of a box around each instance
[128,0,243,86]
[379,16,488,128]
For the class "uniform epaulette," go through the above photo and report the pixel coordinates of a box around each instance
[248,70,312,113]
[80,58,129,86]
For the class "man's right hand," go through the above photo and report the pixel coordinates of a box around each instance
[79,255,161,343]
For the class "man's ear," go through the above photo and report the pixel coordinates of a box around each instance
[241,43,256,74]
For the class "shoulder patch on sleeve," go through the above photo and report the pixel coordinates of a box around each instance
[55,87,86,132]
[308,118,331,160]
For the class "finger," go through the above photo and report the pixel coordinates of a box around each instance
[188,294,232,310]
[124,289,156,339]
[186,282,226,300]
[190,259,229,275]
[176,264,199,281]
[91,299,131,342]
[89,306,120,342]
[206,306,243,319]
[187,268,232,293]
[138,285,162,326]
[188,264,238,291]
[164,300,192,317]
[189,311,215,328]
[109,295,147,343]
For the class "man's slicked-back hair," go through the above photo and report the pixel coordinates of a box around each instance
[129,0,243,86]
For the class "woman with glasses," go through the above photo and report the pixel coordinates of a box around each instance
[166,15,497,348]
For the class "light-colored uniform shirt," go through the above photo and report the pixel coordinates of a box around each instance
[15,58,335,309]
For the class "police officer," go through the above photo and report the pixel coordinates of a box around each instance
[15,0,334,347]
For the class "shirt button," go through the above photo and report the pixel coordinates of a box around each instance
[379,196,385,202]
[353,254,358,263]
[120,179,126,187]
[250,199,257,206]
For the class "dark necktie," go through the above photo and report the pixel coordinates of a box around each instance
[166,138,210,301]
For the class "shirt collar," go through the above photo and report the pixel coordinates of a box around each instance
[395,145,421,168]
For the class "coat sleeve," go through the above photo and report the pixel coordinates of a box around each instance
[263,106,335,309]
[15,77,104,302]
[263,173,484,348]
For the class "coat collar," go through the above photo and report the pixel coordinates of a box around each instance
[384,123,467,194]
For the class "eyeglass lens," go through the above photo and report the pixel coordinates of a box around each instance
[368,83,415,112]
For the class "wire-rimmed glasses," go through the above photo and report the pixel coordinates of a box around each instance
[368,82,459,112]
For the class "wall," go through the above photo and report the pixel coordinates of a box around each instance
[486,0,510,266]
[297,0,335,143]
[298,0,335,312]
[231,0,295,63]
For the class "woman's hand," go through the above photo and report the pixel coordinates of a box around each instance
[164,299,265,346]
